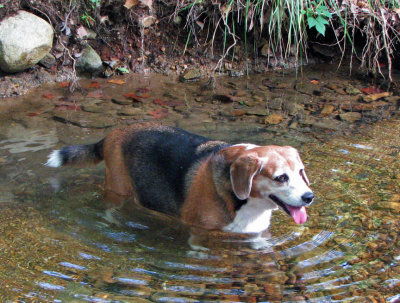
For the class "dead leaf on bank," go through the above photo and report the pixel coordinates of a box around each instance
[123,0,139,9]
[58,81,70,88]
[124,92,143,102]
[89,81,100,89]
[42,93,54,100]
[108,79,125,85]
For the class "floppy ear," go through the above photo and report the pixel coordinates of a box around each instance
[230,154,262,200]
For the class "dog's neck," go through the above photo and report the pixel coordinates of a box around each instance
[223,197,276,233]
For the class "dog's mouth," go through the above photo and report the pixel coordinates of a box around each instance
[269,194,307,224]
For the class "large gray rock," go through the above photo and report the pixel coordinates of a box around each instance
[76,44,104,76]
[0,11,54,73]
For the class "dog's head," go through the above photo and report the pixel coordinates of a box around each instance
[227,145,313,224]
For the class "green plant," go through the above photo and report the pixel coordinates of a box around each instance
[303,0,332,36]
[80,12,95,27]
[90,0,101,9]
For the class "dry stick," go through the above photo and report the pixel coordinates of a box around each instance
[379,7,392,82]
[214,4,238,73]
[60,2,79,93]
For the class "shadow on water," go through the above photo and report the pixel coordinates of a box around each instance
[0,66,399,302]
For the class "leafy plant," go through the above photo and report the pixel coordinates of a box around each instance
[80,12,95,27]
[303,0,332,36]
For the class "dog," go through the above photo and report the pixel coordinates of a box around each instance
[46,123,314,234]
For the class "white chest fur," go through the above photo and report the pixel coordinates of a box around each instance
[223,198,276,233]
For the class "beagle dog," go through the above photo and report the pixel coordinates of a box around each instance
[46,123,314,234]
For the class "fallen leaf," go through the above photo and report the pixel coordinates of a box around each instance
[361,86,384,94]
[108,79,125,85]
[148,108,168,119]
[89,81,100,89]
[124,92,142,102]
[43,93,54,99]
[310,79,319,84]
[58,81,70,88]
[124,0,139,9]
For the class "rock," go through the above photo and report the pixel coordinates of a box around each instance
[361,92,391,103]
[0,11,54,73]
[228,70,245,77]
[268,97,282,110]
[265,113,284,125]
[245,107,269,116]
[300,116,342,130]
[76,44,104,76]
[295,82,315,95]
[282,101,302,116]
[179,69,201,82]
[384,96,400,103]
[345,85,361,95]
[39,53,56,69]
[260,43,273,57]
[139,16,156,28]
[53,111,115,128]
[339,112,362,122]
[112,98,132,105]
[117,108,142,116]
[341,101,389,112]
[320,104,335,116]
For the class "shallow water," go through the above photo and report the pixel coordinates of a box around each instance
[0,67,399,302]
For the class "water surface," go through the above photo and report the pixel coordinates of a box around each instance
[0,67,399,302]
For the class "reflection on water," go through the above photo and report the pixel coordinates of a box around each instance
[0,71,399,302]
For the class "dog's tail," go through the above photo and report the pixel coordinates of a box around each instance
[45,139,104,167]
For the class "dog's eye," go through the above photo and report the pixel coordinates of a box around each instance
[274,174,289,183]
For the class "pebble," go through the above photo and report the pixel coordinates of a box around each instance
[53,111,115,128]
[112,98,132,105]
[320,104,335,116]
[339,112,362,122]
[117,108,142,116]
[265,113,284,125]
[180,69,201,82]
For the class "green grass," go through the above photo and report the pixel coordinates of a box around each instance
[174,0,400,79]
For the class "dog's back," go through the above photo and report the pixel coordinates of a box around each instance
[121,126,229,214]
[47,124,229,214]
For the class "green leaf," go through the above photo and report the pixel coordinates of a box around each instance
[315,22,326,36]
[116,67,130,74]
[308,17,317,28]
[316,15,329,25]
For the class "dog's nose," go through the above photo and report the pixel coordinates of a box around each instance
[301,192,314,204]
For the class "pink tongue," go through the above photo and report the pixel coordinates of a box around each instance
[285,205,308,224]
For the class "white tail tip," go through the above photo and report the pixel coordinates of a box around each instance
[45,150,62,167]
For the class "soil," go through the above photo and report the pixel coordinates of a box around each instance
[0,0,338,98]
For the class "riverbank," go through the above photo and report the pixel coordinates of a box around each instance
[0,0,399,98]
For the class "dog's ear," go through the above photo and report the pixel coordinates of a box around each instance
[230,154,262,200]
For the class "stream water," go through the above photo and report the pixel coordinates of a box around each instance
[0,66,399,302]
